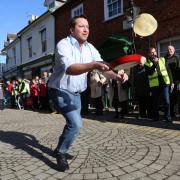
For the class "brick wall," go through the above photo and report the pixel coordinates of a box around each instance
[54,0,180,55]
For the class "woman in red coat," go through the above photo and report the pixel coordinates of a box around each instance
[38,78,48,110]
[30,79,39,110]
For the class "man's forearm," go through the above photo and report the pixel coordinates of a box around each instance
[66,62,97,75]
[66,61,110,75]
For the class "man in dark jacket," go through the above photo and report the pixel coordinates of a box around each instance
[133,63,152,119]
[165,45,180,118]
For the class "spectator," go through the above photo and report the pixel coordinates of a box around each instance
[30,79,39,110]
[17,77,29,109]
[6,80,14,108]
[144,47,173,123]
[90,70,106,115]
[165,45,180,118]
[133,63,152,119]
[112,70,130,120]
[42,71,49,84]
[35,76,40,84]
[39,78,48,110]
[0,81,4,110]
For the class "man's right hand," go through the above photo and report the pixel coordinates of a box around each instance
[152,57,159,64]
[94,61,110,72]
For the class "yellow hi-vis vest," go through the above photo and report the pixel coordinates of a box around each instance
[145,57,170,88]
[18,80,28,94]
[11,88,18,96]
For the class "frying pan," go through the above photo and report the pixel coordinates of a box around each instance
[110,54,146,70]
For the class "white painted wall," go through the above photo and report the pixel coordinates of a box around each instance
[21,14,55,65]
[4,39,21,71]
[44,0,65,9]
[0,63,5,78]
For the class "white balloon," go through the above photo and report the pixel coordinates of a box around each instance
[133,13,158,37]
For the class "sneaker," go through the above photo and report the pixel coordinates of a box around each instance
[56,152,69,171]
[52,148,74,160]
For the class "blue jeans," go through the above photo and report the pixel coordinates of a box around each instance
[48,88,82,153]
[151,86,171,121]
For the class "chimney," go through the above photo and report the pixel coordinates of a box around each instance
[28,15,39,24]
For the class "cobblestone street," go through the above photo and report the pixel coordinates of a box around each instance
[1,109,180,180]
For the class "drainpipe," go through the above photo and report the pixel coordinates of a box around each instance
[18,33,23,77]
[51,11,56,70]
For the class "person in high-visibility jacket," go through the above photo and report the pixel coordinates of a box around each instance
[17,78,30,109]
[144,47,173,123]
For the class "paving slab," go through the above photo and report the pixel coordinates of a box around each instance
[0,109,180,179]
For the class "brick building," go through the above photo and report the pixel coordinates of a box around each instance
[54,0,180,57]
[53,0,180,110]
[2,0,179,80]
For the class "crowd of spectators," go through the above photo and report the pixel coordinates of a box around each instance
[0,45,179,123]
[1,71,53,112]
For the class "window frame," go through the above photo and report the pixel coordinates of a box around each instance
[104,0,123,21]
[12,47,16,65]
[49,1,55,9]
[6,55,9,65]
[40,28,47,53]
[27,37,32,58]
[157,36,180,57]
[71,3,84,18]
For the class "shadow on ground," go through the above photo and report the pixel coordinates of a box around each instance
[0,130,59,171]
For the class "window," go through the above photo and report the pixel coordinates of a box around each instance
[27,37,32,58]
[49,1,55,9]
[71,3,83,17]
[104,0,123,21]
[40,28,47,53]
[158,36,180,57]
[12,47,16,64]
[6,55,9,65]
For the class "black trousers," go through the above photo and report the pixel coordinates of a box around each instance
[138,96,152,118]
[113,98,128,116]
[169,84,178,116]
[93,96,103,115]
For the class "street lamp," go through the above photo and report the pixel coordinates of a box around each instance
[124,0,141,53]
[125,0,140,26]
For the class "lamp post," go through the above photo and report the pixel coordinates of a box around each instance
[124,0,140,53]
[0,51,7,56]
[125,0,140,26]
